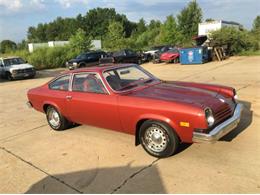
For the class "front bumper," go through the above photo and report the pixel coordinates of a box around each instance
[12,71,36,79]
[192,103,243,143]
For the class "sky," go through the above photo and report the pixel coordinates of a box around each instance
[0,0,259,43]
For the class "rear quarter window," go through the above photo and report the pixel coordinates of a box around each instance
[49,75,70,91]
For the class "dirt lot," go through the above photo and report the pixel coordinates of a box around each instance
[0,56,260,193]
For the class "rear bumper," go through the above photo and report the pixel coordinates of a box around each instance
[26,101,33,108]
[192,103,243,143]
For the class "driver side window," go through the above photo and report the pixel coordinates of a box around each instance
[72,73,107,94]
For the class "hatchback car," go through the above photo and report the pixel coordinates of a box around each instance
[27,64,243,157]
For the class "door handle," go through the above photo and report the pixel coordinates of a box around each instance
[66,95,72,100]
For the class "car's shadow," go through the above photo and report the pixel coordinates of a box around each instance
[220,100,253,142]
[25,164,166,193]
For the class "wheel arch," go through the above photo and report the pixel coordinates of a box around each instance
[43,102,61,113]
[135,114,181,146]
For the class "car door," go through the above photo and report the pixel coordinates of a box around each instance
[125,49,138,63]
[84,53,97,67]
[67,72,121,131]
[48,75,71,116]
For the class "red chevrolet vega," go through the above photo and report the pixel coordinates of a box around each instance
[27,64,243,157]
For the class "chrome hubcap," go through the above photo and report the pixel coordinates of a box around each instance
[48,109,60,127]
[144,126,168,152]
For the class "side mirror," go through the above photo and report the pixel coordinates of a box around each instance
[25,60,28,63]
[0,64,3,67]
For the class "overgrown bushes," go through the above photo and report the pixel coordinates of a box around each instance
[210,27,259,55]
[3,46,72,70]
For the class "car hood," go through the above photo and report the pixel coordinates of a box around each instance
[68,59,81,63]
[128,81,231,111]
[9,63,34,71]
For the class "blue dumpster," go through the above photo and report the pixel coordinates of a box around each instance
[180,47,208,64]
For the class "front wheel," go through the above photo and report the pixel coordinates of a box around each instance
[139,120,179,158]
[46,106,70,131]
[6,72,13,81]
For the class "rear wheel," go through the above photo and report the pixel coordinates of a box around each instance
[139,120,179,158]
[46,106,70,131]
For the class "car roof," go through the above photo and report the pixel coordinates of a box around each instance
[0,56,20,60]
[62,63,137,75]
[80,50,105,55]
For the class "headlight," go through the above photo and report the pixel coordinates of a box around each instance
[205,108,215,127]
[233,89,238,100]
[12,70,18,74]
[73,62,77,66]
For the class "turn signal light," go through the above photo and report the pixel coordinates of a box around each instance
[180,122,190,127]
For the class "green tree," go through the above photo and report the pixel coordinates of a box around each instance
[158,15,180,45]
[78,8,136,39]
[136,18,147,35]
[17,39,27,50]
[104,21,126,51]
[26,8,136,42]
[252,15,260,42]
[252,16,260,31]
[211,27,258,54]
[205,18,215,22]
[177,0,202,41]
[0,40,17,53]
[69,29,93,53]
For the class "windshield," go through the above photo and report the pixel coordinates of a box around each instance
[76,53,87,59]
[3,58,25,66]
[103,65,157,91]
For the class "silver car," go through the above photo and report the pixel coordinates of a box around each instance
[0,57,36,80]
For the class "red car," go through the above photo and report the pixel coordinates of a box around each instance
[160,48,180,63]
[27,64,243,157]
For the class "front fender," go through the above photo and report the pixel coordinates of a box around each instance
[136,114,182,140]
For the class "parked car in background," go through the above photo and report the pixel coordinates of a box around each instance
[160,48,180,63]
[153,45,175,63]
[99,49,142,64]
[0,57,36,80]
[144,46,166,61]
[27,64,242,158]
[66,50,107,70]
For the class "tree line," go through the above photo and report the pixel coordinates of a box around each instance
[1,1,259,56]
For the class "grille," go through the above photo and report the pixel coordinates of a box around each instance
[17,68,34,73]
[214,104,233,124]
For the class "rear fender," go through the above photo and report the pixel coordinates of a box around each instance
[42,101,62,114]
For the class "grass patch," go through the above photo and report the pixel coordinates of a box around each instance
[239,50,260,56]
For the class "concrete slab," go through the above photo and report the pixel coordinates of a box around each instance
[0,56,260,193]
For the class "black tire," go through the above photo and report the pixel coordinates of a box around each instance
[79,63,86,68]
[139,120,179,158]
[6,72,13,81]
[46,106,70,131]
